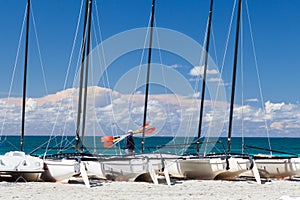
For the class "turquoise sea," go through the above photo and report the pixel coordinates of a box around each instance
[0,136,299,157]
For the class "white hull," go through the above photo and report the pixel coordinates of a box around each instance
[166,155,253,180]
[241,157,300,178]
[83,160,106,180]
[0,151,44,181]
[41,158,80,182]
[142,153,181,172]
[85,155,166,182]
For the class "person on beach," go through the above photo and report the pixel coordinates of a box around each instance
[125,130,135,155]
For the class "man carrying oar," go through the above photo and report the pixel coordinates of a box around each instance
[101,124,156,150]
[125,130,135,155]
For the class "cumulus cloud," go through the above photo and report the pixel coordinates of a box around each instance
[0,86,300,138]
[26,98,38,112]
[189,66,218,76]
[270,122,284,130]
[265,101,285,113]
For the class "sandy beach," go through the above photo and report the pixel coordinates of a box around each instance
[0,179,300,200]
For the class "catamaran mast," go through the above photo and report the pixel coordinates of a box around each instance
[81,0,93,151]
[75,0,91,151]
[20,0,31,152]
[141,0,155,153]
[227,0,242,152]
[196,0,214,154]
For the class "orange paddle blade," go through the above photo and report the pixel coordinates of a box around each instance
[145,127,156,134]
[138,123,150,132]
[101,136,114,142]
[101,136,114,148]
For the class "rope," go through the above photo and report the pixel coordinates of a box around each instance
[31,7,49,95]
[0,3,27,139]
[203,0,236,155]
[44,0,85,158]
[245,0,272,155]
[92,0,122,155]
[240,5,245,154]
[129,12,151,132]
[94,0,117,138]
[153,18,180,154]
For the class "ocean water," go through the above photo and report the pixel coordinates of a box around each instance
[0,136,299,157]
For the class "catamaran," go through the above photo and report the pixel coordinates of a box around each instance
[165,0,260,182]
[83,0,176,184]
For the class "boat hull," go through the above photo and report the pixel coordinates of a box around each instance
[241,157,300,178]
[41,159,80,182]
[85,155,158,182]
[0,151,44,182]
[166,155,253,180]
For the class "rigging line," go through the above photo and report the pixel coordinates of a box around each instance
[59,121,68,150]
[220,0,236,75]
[203,27,219,155]
[194,7,212,154]
[87,34,99,152]
[128,8,152,132]
[0,4,27,138]
[44,0,85,157]
[30,7,48,95]
[92,18,107,91]
[153,18,178,152]
[93,1,117,137]
[240,6,245,154]
[93,3,118,156]
[193,27,207,97]
[93,115,97,154]
[197,0,214,154]
[92,0,117,153]
[203,0,237,154]
[211,26,219,69]
[66,0,84,92]
[245,0,272,154]
[183,16,209,150]
[94,1,110,91]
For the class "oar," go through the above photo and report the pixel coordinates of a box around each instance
[101,126,156,148]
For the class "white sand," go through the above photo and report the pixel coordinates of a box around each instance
[0,179,300,200]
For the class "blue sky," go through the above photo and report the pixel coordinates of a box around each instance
[0,0,299,102]
[0,0,300,137]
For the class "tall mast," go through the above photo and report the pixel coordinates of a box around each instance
[81,0,93,151]
[20,0,31,152]
[141,0,155,153]
[76,0,90,151]
[196,0,214,154]
[227,0,242,152]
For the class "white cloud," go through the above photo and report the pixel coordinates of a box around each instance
[207,77,222,82]
[265,101,285,113]
[191,92,200,98]
[26,98,38,112]
[189,66,218,76]
[167,64,180,69]
[246,98,259,102]
[1,86,300,138]
[270,121,284,130]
